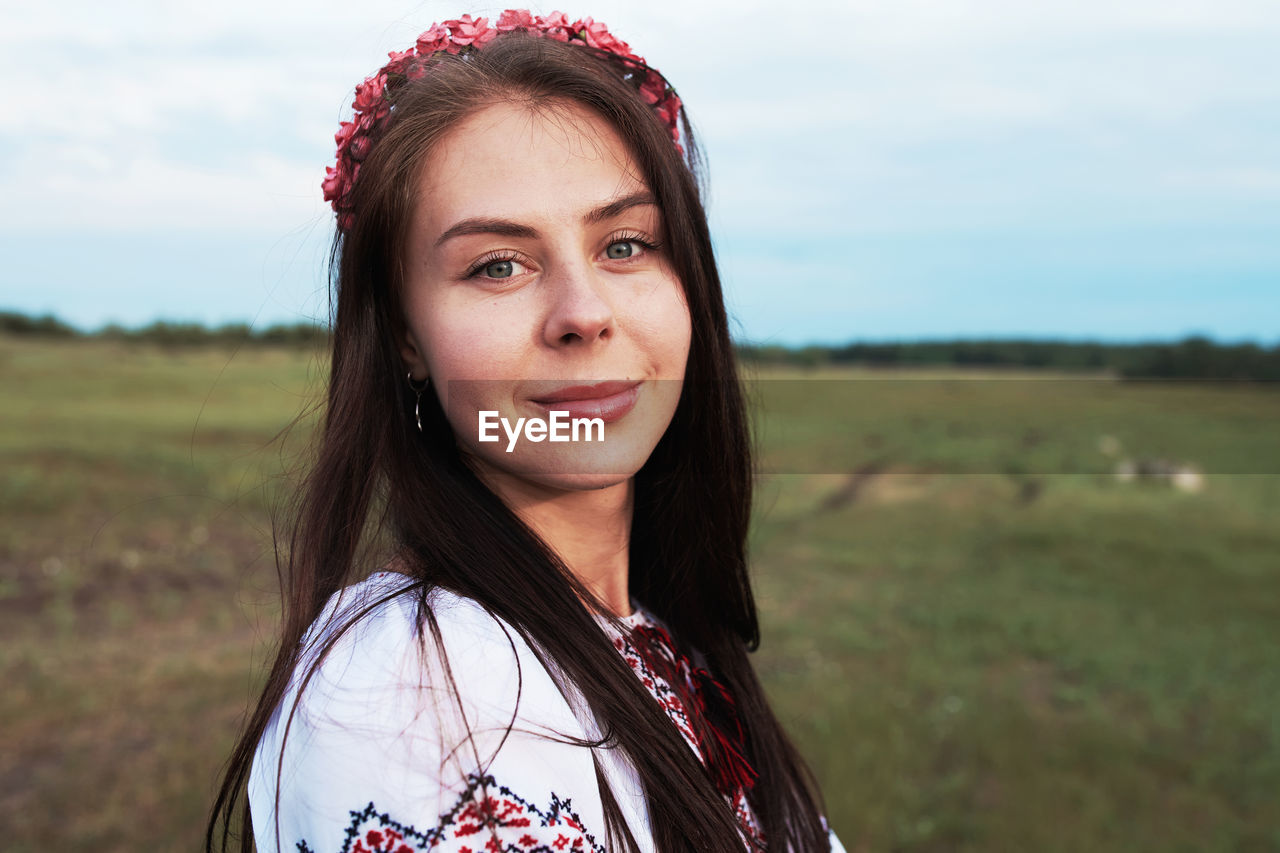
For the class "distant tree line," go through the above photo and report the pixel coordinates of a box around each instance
[739,336,1280,381]
[0,311,329,348]
[3,311,1276,380]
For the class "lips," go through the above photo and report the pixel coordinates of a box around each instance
[529,380,641,424]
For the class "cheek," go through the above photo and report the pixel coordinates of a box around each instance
[674,292,693,359]
[408,294,533,443]
[644,278,692,371]
[412,294,527,384]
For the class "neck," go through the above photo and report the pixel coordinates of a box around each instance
[476,471,636,618]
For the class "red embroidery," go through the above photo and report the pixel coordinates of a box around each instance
[297,777,606,853]
[296,607,772,853]
[610,612,766,847]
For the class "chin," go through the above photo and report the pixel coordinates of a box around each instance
[472,441,656,493]
[530,471,636,492]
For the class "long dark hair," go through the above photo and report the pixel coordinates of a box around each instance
[208,31,829,853]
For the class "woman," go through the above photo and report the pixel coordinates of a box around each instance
[208,11,846,853]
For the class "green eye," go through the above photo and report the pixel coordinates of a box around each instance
[606,241,635,259]
[485,260,515,278]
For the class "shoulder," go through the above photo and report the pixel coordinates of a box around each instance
[286,571,537,711]
[271,571,579,754]
[297,570,513,665]
[249,572,607,853]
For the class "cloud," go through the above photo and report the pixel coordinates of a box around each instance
[5,144,326,230]
[4,0,1278,233]
[1162,167,1280,195]
[2,0,1276,340]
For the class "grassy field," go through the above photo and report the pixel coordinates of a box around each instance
[1,336,1277,851]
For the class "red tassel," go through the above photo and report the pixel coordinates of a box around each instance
[630,624,758,797]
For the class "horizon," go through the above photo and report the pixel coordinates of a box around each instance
[3,306,1273,349]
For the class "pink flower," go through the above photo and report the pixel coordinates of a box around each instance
[321,165,343,203]
[655,100,676,128]
[348,133,372,160]
[446,15,490,45]
[416,34,450,56]
[352,72,386,112]
[496,9,534,31]
[384,48,414,75]
[538,10,572,41]
[334,120,357,151]
[416,23,451,55]
[639,74,666,106]
[355,106,386,133]
[573,17,631,57]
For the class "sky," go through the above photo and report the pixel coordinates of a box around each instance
[1,0,1277,345]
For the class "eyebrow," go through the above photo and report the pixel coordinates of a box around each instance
[432,191,658,249]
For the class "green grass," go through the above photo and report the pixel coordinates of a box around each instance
[1,337,1277,851]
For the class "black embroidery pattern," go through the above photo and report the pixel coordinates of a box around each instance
[296,773,605,853]
[610,616,766,847]
[291,603,775,851]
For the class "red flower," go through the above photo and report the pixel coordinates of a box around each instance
[384,48,415,76]
[416,23,451,55]
[349,133,372,160]
[356,104,388,131]
[639,74,666,105]
[539,10,572,41]
[497,9,534,31]
[445,15,491,45]
[353,72,386,112]
[573,17,627,56]
[334,120,357,150]
[321,165,344,203]
[656,98,681,130]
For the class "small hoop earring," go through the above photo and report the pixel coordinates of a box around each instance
[406,371,429,434]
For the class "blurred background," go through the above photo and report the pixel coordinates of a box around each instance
[1,1,1277,850]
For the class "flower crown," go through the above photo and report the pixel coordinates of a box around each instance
[322,9,684,231]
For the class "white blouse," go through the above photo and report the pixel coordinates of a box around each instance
[249,571,847,852]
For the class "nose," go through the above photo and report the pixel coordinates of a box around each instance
[541,258,616,347]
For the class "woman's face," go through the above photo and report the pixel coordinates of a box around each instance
[399,99,692,495]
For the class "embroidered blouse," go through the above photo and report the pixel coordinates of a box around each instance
[248,571,847,852]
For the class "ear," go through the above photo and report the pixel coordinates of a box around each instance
[399,326,430,382]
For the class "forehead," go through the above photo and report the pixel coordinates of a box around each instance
[413,100,651,235]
